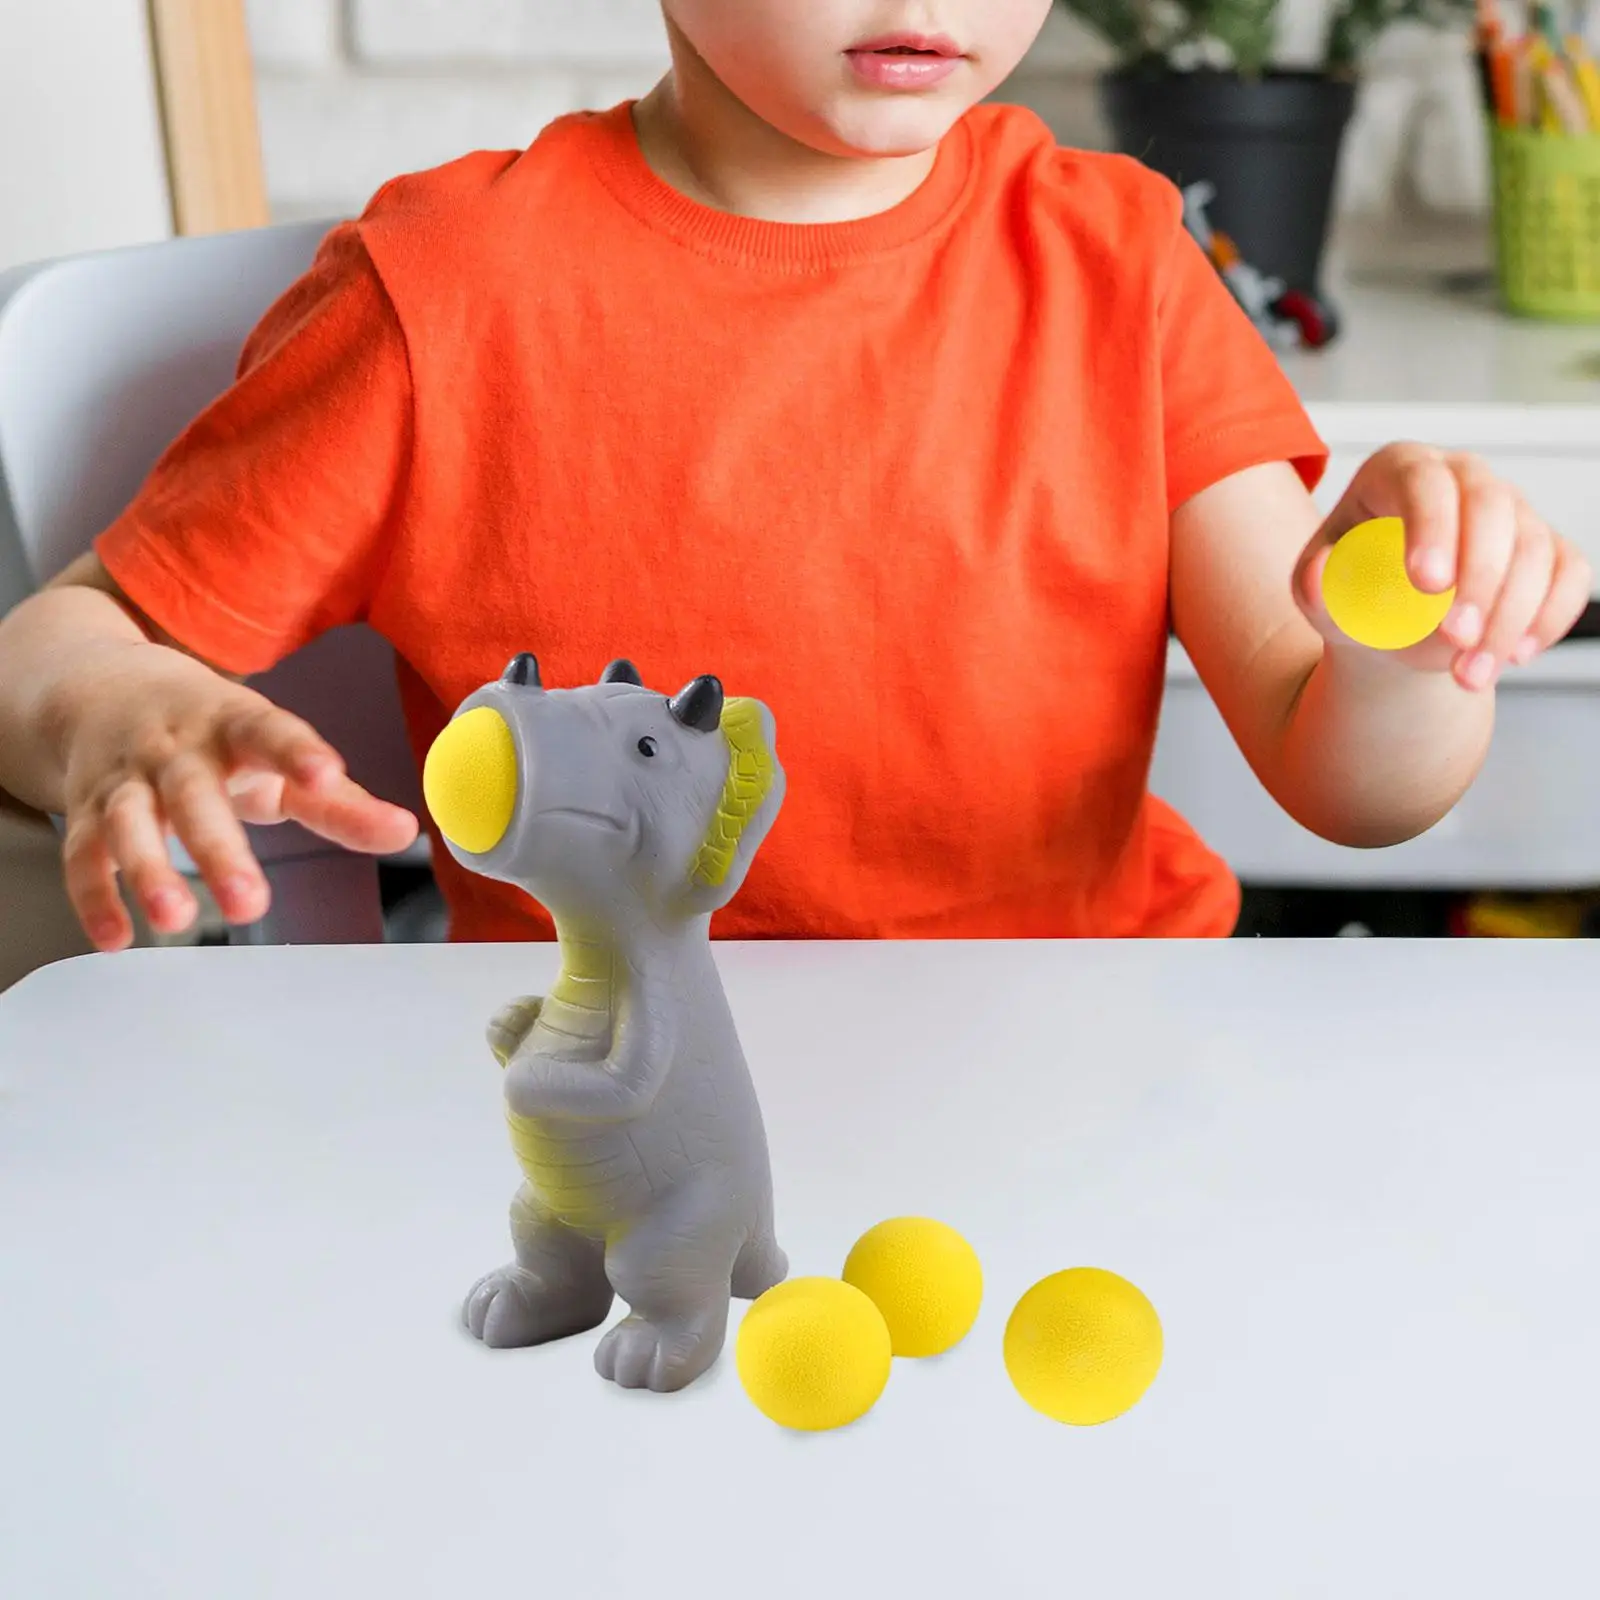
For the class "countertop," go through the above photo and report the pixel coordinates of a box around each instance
[1284,219,1600,443]
[3,940,1598,1598]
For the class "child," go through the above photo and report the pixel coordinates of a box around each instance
[0,1,1587,950]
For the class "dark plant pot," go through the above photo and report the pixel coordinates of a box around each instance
[1100,69,1357,297]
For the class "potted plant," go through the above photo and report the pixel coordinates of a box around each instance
[1059,0,1475,297]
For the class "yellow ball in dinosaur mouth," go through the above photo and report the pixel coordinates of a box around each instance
[736,1277,892,1431]
[423,706,517,855]
[1321,516,1455,651]
[1004,1267,1163,1426]
[841,1217,983,1358]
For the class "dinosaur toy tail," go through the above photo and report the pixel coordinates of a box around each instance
[732,1230,789,1301]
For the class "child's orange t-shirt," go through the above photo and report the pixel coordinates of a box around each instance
[96,102,1326,942]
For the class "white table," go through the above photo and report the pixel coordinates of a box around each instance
[3,941,1597,1598]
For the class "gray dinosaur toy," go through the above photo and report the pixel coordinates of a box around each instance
[422,654,789,1393]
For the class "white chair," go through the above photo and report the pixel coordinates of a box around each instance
[0,222,428,944]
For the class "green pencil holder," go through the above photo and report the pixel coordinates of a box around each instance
[1490,126,1600,322]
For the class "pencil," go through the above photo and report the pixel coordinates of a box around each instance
[1475,45,1500,120]
[1510,40,1538,126]
[1542,58,1592,130]
[1525,35,1563,127]
[1532,0,1565,52]
[1568,34,1600,125]
[1489,42,1520,123]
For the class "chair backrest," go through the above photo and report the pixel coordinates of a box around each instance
[0,224,424,922]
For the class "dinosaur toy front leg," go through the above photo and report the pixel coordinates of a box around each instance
[595,1177,747,1393]
[504,993,675,1123]
[462,1183,614,1349]
[486,995,543,1068]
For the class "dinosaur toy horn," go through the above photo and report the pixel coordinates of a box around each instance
[668,675,724,733]
[502,653,541,688]
[600,659,643,686]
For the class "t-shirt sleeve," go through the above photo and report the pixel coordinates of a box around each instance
[95,222,412,677]
[1156,206,1328,515]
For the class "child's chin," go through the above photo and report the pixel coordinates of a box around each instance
[824,102,965,160]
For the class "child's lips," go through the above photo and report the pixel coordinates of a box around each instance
[851,32,962,56]
[845,35,965,91]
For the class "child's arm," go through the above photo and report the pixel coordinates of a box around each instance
[0,553,416,951]
[1171,445,1590,847]
[0,219,422,952]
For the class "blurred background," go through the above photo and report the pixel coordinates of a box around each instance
[239,2,1489,229]
[0,1,1501,270]
[3,1,1598,990]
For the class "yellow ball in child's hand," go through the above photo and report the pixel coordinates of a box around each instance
[842,1217,984,1358]
[736,1278,892,1432]
[1004,1267,1163,1426]
[1320,515,1455,651]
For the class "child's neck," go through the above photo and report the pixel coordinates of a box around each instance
[633,34,939,225]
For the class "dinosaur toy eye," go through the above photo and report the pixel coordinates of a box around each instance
[637,736,658,759]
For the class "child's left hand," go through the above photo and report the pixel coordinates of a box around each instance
[1292,443,1592,691]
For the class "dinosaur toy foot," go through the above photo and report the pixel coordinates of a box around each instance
[462,1263,614,1349]
[594,1306,728,1393]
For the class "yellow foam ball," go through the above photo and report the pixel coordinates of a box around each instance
[422,705,518,855]
[1003,1267,1163,1426]
[736,1277,892,1432]
[841,1217,984,1358]
[1321,515,1455,651]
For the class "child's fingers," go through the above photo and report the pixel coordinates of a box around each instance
[222,768,292,827]
[1516,538,1593,663]
[1441,468,1519,654]
[1292,537,1334,623]
[218,703,345,790]
[61,826,134,952]
[281,773,420,856]
[98,781,198,935]
[1453,523,1553,690]
[155,754,270,926]
[1482,521,1555,661]
[1386,449,1462,593]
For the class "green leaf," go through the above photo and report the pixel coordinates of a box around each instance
[1052,0,1476,71]
[1193,0,1279,74]
[1326,0,1475,73]
[1055,0,1150,58]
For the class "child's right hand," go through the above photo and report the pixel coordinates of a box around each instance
[59,647,418,951]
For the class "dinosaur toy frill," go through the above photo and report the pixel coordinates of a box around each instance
[422,654,788,1393]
